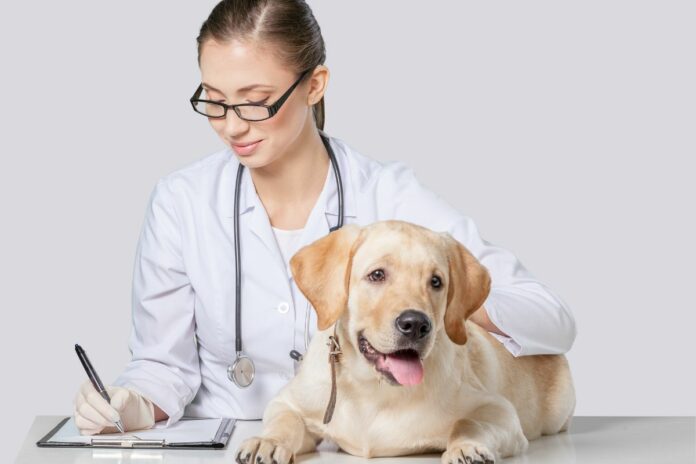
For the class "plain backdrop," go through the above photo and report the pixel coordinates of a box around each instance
[2,1,695,461]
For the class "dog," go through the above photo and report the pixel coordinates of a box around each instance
[235,220,575,464]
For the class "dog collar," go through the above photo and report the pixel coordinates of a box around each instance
[323,321,342,424]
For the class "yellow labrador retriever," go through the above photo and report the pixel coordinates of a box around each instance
[236,220,575,464]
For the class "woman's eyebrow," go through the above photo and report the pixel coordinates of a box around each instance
[202,82,276,93]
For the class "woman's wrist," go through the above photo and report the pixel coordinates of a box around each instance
[469,305,509,337]
[153,403,169,422]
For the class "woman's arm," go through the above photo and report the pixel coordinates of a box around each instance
[470,305,508,337]
[112,177,202,426]
[380,161,577,356]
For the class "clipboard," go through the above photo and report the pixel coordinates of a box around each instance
[36,416,236,449]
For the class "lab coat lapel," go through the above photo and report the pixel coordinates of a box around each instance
[244,168,287,269]
[218,157,284,268]
[301,160,334,247]
[300,136,359,254]
[219,135,358,266]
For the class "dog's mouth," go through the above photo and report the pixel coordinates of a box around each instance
[357,332,424,386]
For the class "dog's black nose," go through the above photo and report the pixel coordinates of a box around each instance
[395,310,432,340]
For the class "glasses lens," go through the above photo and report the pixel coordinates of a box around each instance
[193,99,226,118]
[237,105,270,121]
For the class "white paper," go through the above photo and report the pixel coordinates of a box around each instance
[48,417,227,444]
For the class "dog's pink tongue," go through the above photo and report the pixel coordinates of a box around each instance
[381,354,423,386]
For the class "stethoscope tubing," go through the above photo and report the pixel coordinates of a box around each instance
[230,132,343,386]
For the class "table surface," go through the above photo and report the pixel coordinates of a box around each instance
[15,416,696,464]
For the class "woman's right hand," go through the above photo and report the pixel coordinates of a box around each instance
[73,380,157,435]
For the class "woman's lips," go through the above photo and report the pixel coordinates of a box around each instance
[231,139,263,156]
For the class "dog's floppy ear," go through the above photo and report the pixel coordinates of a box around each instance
[441,232,492,345]
[290,224,363,331]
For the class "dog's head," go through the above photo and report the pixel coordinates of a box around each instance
[289,220,491,387]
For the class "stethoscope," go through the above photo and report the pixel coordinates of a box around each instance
[227,132,345,388]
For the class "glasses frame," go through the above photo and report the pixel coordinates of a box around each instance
[190,69,311,121]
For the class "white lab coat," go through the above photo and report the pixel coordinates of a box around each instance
[112,133,576,427]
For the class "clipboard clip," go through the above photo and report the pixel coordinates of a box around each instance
[91,437,165,448]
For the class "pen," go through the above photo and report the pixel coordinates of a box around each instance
[74,343,125,433]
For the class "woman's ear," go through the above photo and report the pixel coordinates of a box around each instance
[290,224,363,330]
[440,232,492,345]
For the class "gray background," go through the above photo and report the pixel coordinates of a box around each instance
[2,1,694,461]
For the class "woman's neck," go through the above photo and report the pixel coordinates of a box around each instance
[250,129,330,229]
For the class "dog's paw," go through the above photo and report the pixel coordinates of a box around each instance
[441,440,496,464]
[235,436,294,464]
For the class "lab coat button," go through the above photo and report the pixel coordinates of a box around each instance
[277,301,290,314]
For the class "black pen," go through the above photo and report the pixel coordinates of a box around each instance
[74,344,125,433]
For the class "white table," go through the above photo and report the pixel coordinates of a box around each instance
[15,416,695,463]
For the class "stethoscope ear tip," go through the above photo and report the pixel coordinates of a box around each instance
[289,350,304,362]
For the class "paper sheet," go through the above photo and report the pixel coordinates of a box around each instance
[48,416,226,444]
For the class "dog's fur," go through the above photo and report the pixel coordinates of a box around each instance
[235,220,575,464]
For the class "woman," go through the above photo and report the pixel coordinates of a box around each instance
[74,0,576,435]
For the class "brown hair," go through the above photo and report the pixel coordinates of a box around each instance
[196,0,327,130]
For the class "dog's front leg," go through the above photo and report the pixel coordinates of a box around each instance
[442,400,528,464]
[236,400,320,464]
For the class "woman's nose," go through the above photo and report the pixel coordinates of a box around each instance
[221,109,250,137]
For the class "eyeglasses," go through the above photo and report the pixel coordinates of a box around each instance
[190,69,311,121]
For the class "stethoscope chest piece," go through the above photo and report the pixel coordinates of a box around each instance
[228,353,255,388]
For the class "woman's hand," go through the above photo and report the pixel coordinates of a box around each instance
[73,380,157,435]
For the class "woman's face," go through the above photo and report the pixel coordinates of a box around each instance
[198,38,326,169]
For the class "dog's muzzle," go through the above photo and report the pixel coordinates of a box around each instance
[358,310,432,387]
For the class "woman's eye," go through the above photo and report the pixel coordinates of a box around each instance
[368,269,386,282]
[209,97,267,104]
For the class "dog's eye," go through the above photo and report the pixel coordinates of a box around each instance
[368,269,385,282]
[431,276,442,288]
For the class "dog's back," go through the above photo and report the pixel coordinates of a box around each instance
[466,321,576,439]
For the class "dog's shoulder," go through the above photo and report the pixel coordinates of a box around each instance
[272,329,336,420]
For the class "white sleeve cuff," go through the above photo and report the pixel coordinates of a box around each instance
[483,298,523,357]
[483,288,576,356]
[112,359,195,428]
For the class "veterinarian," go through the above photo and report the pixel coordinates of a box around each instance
[73,0,577,435]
